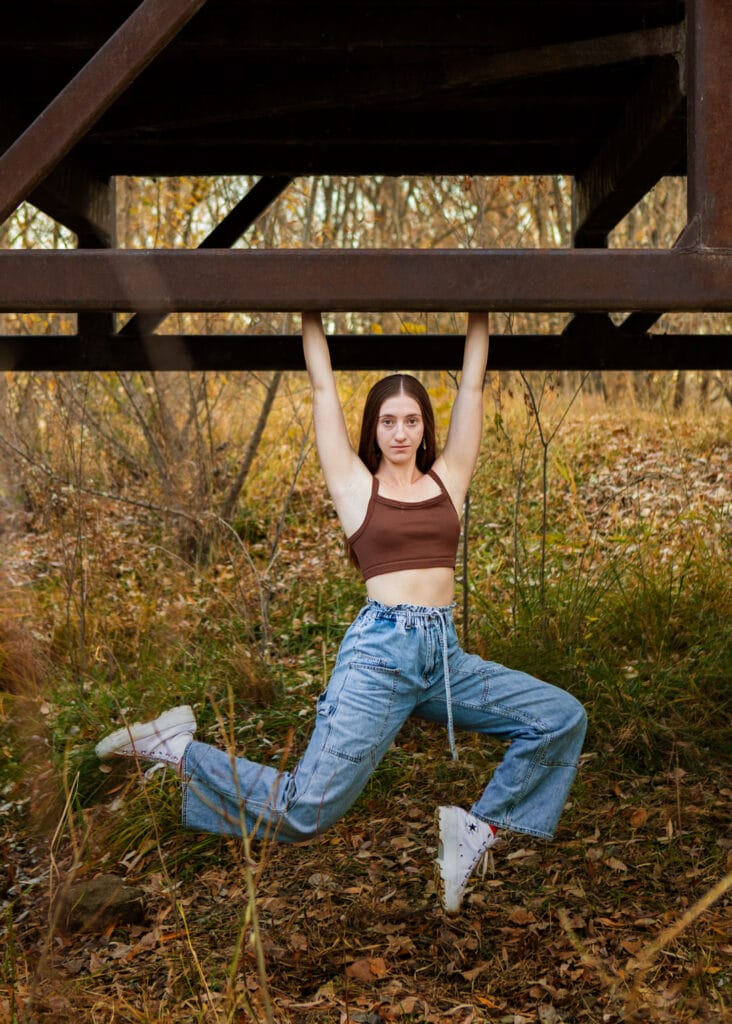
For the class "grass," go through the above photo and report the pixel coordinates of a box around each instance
[0,387,730,1022]
[468,542,732,768]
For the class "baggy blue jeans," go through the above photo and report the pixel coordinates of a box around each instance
[181,601,587,843]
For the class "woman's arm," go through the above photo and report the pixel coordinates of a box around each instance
[433,313,489,507]
[302,312,371,533]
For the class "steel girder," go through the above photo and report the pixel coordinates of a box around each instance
[0,0,729,371]
[0,332,726,373]
[0,249,728,314]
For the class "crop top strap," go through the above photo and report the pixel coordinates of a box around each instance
[426,468,447,494]
[347,475,378,546]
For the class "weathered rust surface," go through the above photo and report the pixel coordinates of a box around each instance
[686,0,732,248]
[0,249,728,313]
[1,2,728,372]
[0,0,208,225]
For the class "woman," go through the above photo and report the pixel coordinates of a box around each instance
[96,312,587,913]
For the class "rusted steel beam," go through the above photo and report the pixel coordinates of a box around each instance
[620,311,665,335]
[0,0,208,226]
[1,103,116,242]
[686,0,732,248]
[77,179,118,340]
[572,59,685,247]
[0,249,729,313]
[190,175,292,249]
[0,333,727,373]
[601,4,732,336]
[119,175,292,337]
[564,309,677,345]
[32,167,116,247]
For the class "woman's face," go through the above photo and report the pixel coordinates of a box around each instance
[375,392,424,466]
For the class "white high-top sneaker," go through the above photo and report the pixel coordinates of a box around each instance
[95,706,197,767]
[435,805,498,912]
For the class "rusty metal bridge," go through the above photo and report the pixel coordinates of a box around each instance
[0,0,729,370]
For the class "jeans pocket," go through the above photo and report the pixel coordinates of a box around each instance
[352,651,400,674]
[323,662,399,764]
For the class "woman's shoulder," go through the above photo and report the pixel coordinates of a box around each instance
[429,456,467,513]
[429,455,450,487]
[328,459,375,538]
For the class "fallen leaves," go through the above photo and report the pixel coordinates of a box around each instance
[346,957,389,983]
[507,907,537,926]
[629,807,649,828]
[2,768,730,1024]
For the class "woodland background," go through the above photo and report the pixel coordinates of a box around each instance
[0,174,730,1024]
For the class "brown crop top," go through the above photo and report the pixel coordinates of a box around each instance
[347,469,461,581]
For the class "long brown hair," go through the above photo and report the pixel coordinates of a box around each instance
[358,374,437,475]
[348,374,438,569]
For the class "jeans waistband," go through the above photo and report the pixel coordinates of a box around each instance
[365,598,455,622]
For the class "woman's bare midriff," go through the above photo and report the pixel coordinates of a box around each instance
[365,567,456,608]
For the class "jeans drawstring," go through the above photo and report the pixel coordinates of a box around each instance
[435,610,458,761]
[366,600,458,761]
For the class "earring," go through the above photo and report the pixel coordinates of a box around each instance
[421,439,427,451]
